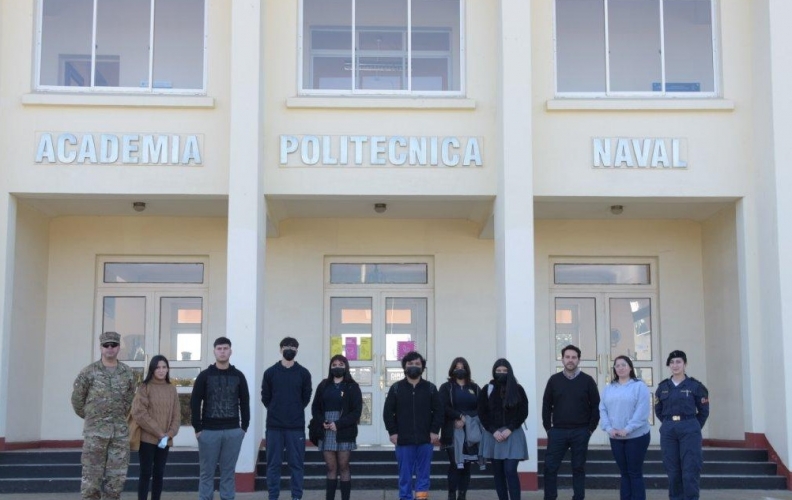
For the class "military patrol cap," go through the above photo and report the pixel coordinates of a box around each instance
[99,331,121,344]
[666,350,687,366]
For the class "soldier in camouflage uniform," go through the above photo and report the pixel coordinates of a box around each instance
[71,331,137,500]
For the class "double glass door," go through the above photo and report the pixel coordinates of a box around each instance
[553,292,660,444]
[327,291,431,446]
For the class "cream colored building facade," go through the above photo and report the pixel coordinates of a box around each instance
[0,0,791,490]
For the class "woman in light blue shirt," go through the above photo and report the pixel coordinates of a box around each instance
[599,355,651,500]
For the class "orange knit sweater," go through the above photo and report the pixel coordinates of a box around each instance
[131,378,181,446]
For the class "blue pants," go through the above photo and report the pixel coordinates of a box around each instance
[609,432,650,500]
[395,443,434,500]
[266,428,306,500]
[543,427,591,500]
[660,419,702,500]
[492,458,521,500]
[198,428,245,500]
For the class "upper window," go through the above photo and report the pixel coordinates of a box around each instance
[555,0,717,97]
[300,0,464,95]
[37,0,206,93]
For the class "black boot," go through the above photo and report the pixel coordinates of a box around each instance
[339,480,351,500]
[326,478,338,500]
[457,491,467,500]
[448,493,456,500]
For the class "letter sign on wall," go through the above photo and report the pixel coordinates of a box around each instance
[35,133,203,166]
[592,138,687,169]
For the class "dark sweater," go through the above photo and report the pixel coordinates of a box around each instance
[541,371,600,432]
[310,379,363,443]
[478,381,529,434]
[383,378,443,446]
[190,364,251,433]
[260,361,312,430]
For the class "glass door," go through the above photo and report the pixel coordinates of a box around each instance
[327,291,430,446]
[96,290,208,447]
[552,293,660,445]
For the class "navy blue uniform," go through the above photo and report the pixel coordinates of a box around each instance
[654,376,709,500]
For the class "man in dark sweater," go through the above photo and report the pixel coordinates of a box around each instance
[542,344,600,500]
[383,351,443,500]
[261,337,312,500]
[191,336,251,500]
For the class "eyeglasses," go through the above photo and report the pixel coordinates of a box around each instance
[102,343,120,348]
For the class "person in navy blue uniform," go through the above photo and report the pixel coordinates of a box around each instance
[654,350,710,500]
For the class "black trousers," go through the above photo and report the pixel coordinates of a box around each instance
[138,441,170,500]
[445,447,471,493]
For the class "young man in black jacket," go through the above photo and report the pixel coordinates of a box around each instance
[261,337,313,500]
[383,351,443,500]
[541,344,600,500]
[191,337,251,500]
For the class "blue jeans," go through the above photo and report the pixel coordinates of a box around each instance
[266,428,306,500]
[492,458,521,500]
[660,419,702,500]
[543,427,591,500]
[198,428,245,500]
[395,443,434,500]
[609,432,650,500]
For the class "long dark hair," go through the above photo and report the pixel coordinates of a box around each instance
[143,355,171,384]
[491,358,522,408]
[325,354,355,384]
[611,355,638,382]
[447,357,473,384]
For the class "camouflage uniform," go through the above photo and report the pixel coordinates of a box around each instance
[71,360,136,500]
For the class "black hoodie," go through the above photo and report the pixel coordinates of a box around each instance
[190,363,251,432]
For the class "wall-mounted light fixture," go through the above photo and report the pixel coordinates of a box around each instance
[374,203,387,214]
[132,201,146,213]
[610,204,624,215]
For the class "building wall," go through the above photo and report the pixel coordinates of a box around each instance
[41,216,227,440]
[535,219,712,436]
[6,202,50,442]
[263,217,497,390]
[701,205,743,440]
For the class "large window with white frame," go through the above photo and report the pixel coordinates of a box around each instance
[301,0,464,95]
[37,0,207,93]
[555,0,717,96]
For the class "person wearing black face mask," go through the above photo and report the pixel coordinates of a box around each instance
[438,357,481,500]
[478,358,529,500]
[310,355,362,500]
[383,351,443,500]
[261,337,312,500]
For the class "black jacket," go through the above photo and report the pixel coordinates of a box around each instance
[383,378,443,446]
[310,379,363,443]
[438,381,480,445]
[190,363,251,433]
[260,361,312,430]
[477,380,529,433]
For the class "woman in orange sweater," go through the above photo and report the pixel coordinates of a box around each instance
[132,355,181,500]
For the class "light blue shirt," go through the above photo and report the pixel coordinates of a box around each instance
[599,378,651,439]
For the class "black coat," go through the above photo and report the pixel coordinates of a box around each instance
[438,381,480,446]
[310,379,363,443]
[383,378,443,446]
[477,380,529,433]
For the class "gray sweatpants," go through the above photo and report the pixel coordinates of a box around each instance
[198,428,245,500]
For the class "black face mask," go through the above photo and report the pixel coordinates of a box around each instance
[404,366,422,379]
[330,367,345,378]
[453,369,467,380]
[282,349,296,361]
[494,373,508,384]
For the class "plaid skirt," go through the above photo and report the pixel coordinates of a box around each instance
[318,411,357,452]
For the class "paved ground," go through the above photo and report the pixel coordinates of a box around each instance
[2,491,792,499]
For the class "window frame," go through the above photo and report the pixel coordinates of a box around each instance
[35,0,209,95]
[553,0,721,98]
[298,0,466,97]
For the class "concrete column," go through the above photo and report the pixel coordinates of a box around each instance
[227,0,266,491]
[496,0,536,490]
[0,194,17,450]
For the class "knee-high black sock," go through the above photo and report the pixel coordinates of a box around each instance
[339,480,351,500]
[326,478,338,500]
